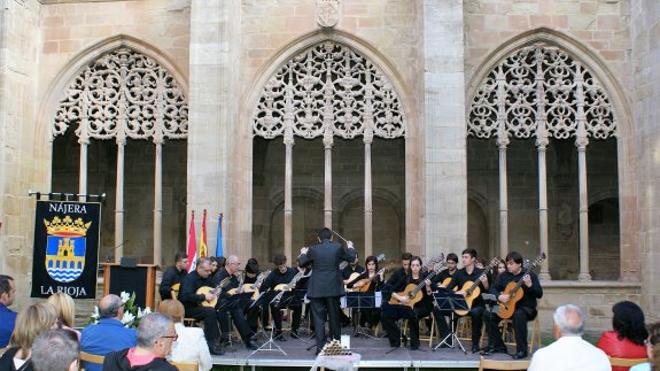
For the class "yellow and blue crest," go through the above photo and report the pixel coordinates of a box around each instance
[43,216,91,283]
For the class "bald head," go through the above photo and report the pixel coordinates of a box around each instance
[99,294,123,319]
[225,255,241,274]
[553,304,585,338]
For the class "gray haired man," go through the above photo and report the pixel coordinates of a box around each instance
[32,329,80,371]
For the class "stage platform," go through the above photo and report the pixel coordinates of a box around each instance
[210,330,519,370]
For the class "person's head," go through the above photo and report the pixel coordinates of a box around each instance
[99,294,124,320]
[410,256,423,275]
[31,329,79,371]
[273,254,288,274]
[475,258,485,269]
[209,257,219,273]
[552,304,585,339]
[365,256,379,273]
[136,313,176,357]
[225,255,241,274]
[217,256,226,269]
[401,252,412,272]
[646,322,660,365]
[318,228,333,242]
[196,257,212,278]
[505,251,524,275]
[47,293,76,328]
[446,253,458,272]
[174,252,187,272]
[0,274,15,306]
[497,260,506,275]
[158,299,185,324]
[245,258,259,274]
[461,248,477,268]
[612,301,648,345]
[351,252,359,266]
[11,302,58,352]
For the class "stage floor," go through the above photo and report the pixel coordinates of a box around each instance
[210,329,519,370]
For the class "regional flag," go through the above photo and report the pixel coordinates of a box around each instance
[216,213,223,258]
[186,210,197,272]
[199,209,208,258]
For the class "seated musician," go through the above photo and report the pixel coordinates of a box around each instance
[380,256,433,350]
[484,251,543,359]
[385,252,412,288]
[178,257,225,355]
[347,255,384,330]
[159,252,188,300]
[429,253,458,341]
[214,255,258,350]
[261,254,302,341]
[242,258,265,333]
[340,252,365,325]
[440,248,490,353]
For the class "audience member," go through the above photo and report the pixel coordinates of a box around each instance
[80,294,137,371]
[31,329,79,371]
[630,322,660,371]
[158,299,212,371]
[0,274,17,347]
[528,304,610,371]
[597,301,648,371]
[0,302,58,371]
[47,293,80,339]
[103,313,177,371]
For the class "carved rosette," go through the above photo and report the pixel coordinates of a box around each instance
[252,41,406,141]
[53,47,188,142]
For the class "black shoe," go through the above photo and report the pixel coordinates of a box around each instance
[410,344,420,351]
[472,345,482,353]
[512,351,528,359]
[483,345,508,355]
[209,344,225,355]
[275,331,286,341]
[389,341,401,348]
[245,340,258,350]
[290,330,301,339]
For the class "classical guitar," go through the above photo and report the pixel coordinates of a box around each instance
[454,257,500,316]
[345,254,385,291]
[388,255,446,309]
[497,252,546,319]
[196,275,233,308]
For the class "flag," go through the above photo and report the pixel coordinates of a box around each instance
[199,209,208,258]
[186,210,197,272]
[216,213,223,258]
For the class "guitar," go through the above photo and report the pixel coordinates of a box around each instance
[352,267,390,293]
[196,275,233,308]
[171,283,181,300]
[454,257,501,316]
[497,253,547,319]
[388,254,446,308]
[345,254,385,291]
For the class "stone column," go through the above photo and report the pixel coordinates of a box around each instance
[575,65,591,281]
[422,0,466,258]
[534,50,551,280]
[364,131,373,257]
[283,132,294,263]
[323,129,333,228]
[115,135,126,263]
[153,138,163,267]
[495,67,509,258]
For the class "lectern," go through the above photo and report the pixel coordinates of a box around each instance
[101,263,157,309]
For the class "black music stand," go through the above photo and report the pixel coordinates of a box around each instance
[345,291,381,339]
[217,292,254,349]
[247,290,304,358]
[432,291,469,353]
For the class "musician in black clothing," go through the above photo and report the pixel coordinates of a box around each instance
[214,255,258,350]
[159,252,188,300]
[342,253,365,282]
[380,256,433,350]
[242,258,266,333]
[484,251,543,360]
[385,252,412,288]
[261,254,302,340]
[178,258,224,355]
[348,255,384,330]
[429,253,459,342]
[439,248,490,353]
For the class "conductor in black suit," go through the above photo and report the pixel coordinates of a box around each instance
[297,227,357,354]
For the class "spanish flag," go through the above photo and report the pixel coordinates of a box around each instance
[199,209,208,258]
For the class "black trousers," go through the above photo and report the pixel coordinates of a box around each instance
[358,308,380,328]
[185,306,221,344]
[380,303,431,348]
[217,300,254,343]
[309,296,342,350]
[270,303,302,333]
[485,306,537,353]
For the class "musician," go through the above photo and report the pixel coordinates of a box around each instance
[385,252,412,288]
[297,228,357,354]
[178,258,225,355]
[342,253,365,283]
[159,252,188,300]
[429,253,458,341]
[262,254,302,340]
[244,258,259,284]
[484,251,543,359]
[214,255,258,350]
[242,258,266,333]
[348,255,383,330]
[443,248,490,353]
[381,256,433,350]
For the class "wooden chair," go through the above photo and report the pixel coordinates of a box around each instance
[171,361,198,371]
[500,316,541,352]
[79,351,105,367]
[478,356,530,371]
[608,356,649,368]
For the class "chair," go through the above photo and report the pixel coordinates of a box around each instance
[79,351,105,367]
[171,361,198,371]
[478,356,530,371]
[500,316,541,352]
[608,356,649,368]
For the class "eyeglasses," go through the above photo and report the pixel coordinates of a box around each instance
[161,334,179,341]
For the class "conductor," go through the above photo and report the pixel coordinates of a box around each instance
[297,227,357,354]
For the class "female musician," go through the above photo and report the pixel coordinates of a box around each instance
[380,256,433,350]
[349,255,383,330]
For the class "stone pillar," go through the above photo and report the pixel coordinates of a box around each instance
[422,0,466,258]
[323,129,333,228]
[153,139,163,267]
[575,65,591,282]
[495,67,509,259]
[535,50,551,280]
[115,137,126,263]
[284,132,294,263]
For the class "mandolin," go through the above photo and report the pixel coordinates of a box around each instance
[388,255,446,309]
[453,257,500,316]
[352,267,389,293]
[196,275,233,308]
[497,253,546,319]
[345,254,385,291]
[272,269,312,304]
[234,270,271,300]
[170,283,181,300]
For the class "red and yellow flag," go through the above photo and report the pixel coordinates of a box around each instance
[199,209,208,258]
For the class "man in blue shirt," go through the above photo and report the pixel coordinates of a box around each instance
[0,274,17,347]
[80,294,137,371]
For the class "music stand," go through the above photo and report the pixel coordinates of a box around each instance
[345,291,381,339]
[246,291,292,358]
[432,291,469,353]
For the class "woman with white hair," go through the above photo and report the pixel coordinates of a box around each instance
[158,299,212,371]
[102,313,177,371]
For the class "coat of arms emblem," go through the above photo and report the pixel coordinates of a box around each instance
[44,216,91,283]
[317,0,340,28]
